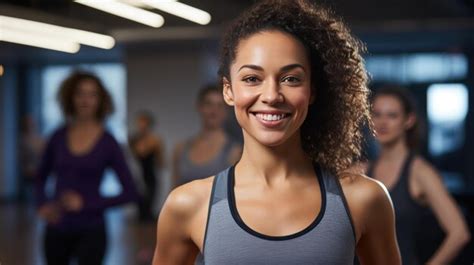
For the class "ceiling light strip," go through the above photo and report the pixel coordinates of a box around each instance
[0,27,80,53]
[75,0,164,28]
[0,15,115,49]
[140,0,211,25]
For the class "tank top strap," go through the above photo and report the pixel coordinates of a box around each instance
[318,166,338,195]
[398,151,416,185]
[367,151,414,179]
[199,167,230,260]
[211,168,230,205]
[319,166,357,242]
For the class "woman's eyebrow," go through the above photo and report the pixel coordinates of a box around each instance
[238,64,264,72]
[238,64,306,73]
[280,64,306,73]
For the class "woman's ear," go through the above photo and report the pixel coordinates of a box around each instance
[222,77,235,106]
[404,113,417,130]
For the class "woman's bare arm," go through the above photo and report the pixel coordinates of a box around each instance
[153,179,212,265]
[340,173,401,265]
[414,158,470,264]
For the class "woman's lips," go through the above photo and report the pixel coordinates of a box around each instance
[375,128,390,136]
[251,111,291,128]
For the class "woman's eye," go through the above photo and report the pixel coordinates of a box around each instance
[242,76,259,83]
[282,76,301,84]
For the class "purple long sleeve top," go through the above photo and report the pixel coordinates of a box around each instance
[36,126,138,230]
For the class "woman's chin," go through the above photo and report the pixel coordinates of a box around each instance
[377,135,401,146]
[251,132,292,147]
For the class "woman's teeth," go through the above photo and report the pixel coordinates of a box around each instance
[256,113,287,121]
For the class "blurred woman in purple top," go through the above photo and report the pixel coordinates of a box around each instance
[35,71,138,265]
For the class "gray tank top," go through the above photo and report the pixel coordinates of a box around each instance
[195,164,356,265]
[178,139,235,186]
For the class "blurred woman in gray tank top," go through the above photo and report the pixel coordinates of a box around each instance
[171,85,242,187]
[153,1,401,264]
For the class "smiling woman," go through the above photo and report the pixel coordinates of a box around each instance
[153,1,401,264]
[223,30,313,149]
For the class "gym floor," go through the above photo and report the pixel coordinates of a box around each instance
[0,203,156,265]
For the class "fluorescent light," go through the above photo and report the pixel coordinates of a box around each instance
[0,28,80,53]
[75,0,164,28]
[0,15,115,49]
[140,0,211,25]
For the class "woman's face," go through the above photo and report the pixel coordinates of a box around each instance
[224,30,313,147]
[198,91,228,129]
[372,95,413,146]
[136,116,151,133]
[73,79,100,120]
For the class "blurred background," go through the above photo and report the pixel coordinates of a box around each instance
[0,0,473,264]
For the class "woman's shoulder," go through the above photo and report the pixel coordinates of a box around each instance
[162,176,215,220]
[339,172,390,205]
[410,155,444,190]
[337,172,395,239]
[45,126,67,144]
[101,130,121,145]
[411,155,438,177]
[174,138,193,153]
[346,161,369,175]
[52,125,67,136]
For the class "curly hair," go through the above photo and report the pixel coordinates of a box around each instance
[58,71,114,121]
[218,0,370,174]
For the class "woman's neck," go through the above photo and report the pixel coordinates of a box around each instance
[237,132,313,187]
[70,118,100,130]
[198,126,225,141]
[138,128,152,138]
[379,138,409,162]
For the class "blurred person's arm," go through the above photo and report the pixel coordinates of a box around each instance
[171,142,184,188]
[414,159,470,264]
[35,131,62,223]
[128,134,138,156]
[80,136,139,211]
[154,135,164,169]
[35,133,57,207]
[153,178,212,265]
[340,173,401,265]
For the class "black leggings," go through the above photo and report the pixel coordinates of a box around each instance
[44,224,107,265]
[138,173,156,220]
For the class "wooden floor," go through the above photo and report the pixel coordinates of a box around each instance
[0,202,156,265]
